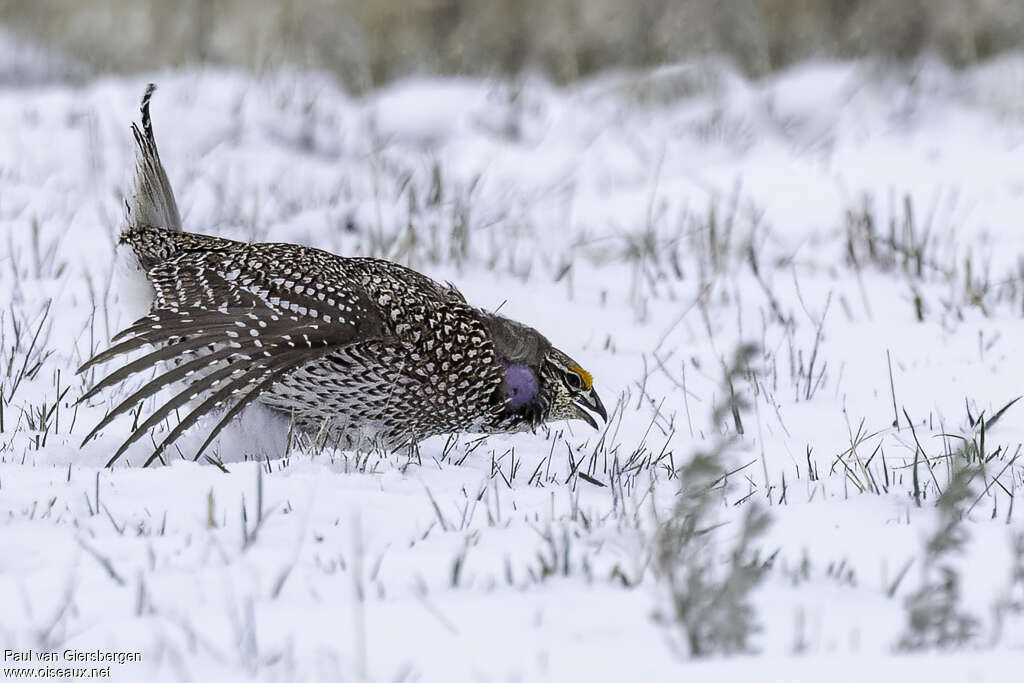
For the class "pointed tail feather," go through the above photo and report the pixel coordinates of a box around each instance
[128,83,181,232]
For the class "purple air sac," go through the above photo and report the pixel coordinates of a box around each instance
[504,363,538,409]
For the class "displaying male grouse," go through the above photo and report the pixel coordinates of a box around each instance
[79,85,607,466]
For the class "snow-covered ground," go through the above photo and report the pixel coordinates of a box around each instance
[3,45,1024,680]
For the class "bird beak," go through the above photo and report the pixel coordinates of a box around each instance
[573,388,608,430]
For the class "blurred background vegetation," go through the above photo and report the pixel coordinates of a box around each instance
[2,0,1023,88]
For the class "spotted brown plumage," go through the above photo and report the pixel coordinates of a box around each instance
[78,84,607,466]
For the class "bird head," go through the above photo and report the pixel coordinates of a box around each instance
[534,347,608,429]
[484,315,607,431]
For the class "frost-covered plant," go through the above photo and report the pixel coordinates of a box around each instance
[992,531,1024,645]
[898,455,981,650]
[653,343,772,657]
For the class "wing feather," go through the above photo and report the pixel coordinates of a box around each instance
[80,346,237,446]
[79,248,389,466]
[142,348,316,467]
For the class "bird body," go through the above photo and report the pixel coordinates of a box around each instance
[80,86,606,466]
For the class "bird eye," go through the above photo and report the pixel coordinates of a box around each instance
[565,372,584,391]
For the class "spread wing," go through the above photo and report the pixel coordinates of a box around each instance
[79,247,388,467]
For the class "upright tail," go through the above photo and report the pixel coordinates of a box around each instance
[127,84,181,232]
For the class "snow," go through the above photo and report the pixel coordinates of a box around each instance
[2,45,1024,680]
